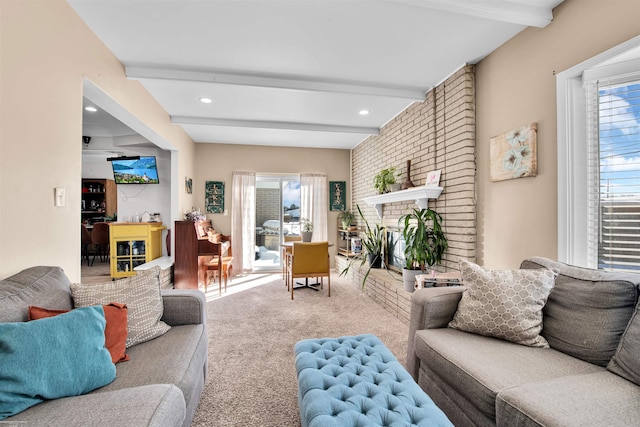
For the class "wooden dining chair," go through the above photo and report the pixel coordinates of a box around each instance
[90,222,110,265]
[288,241,330,300]
[204,235,233,296]
[81,224,93,266]
[282,235,302,284]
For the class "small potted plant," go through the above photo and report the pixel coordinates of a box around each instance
[340,205,385,288]
[340,209,355,229]
[301,218,313,242]
[373,167,398,194]
[398,208,448,292]
[362,223,384,269]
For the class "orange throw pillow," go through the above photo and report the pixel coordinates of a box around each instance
[28,303,129,363]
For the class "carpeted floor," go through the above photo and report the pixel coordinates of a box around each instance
[80,259,113,284]
[79,263,411,426]
[191,272,410,427]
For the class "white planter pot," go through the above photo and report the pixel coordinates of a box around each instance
[402,268,421,292]
[301,231,313,242]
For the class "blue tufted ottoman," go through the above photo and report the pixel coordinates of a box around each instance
[294,334,453,427]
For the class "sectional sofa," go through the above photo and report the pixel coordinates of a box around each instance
[407,257,640,426]
[0,266,208,426]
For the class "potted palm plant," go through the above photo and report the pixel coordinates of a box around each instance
[398,208,448,292]
[339,205,384,288]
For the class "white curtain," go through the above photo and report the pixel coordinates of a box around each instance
[231,171,256,274]
[300,173,328,242]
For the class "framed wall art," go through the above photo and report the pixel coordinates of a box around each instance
[185,177,192,194]
[425,170,441,187]
[490,123,538,182]
[205,181,225,214]
[329,181,346,211]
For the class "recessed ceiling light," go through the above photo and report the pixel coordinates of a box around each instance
[359,109,370,116]
[85,106,98,112]
[199,97,213,104]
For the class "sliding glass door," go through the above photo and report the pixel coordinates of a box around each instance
[254,175,300,272]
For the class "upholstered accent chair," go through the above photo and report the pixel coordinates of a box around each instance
[288,241,330,300]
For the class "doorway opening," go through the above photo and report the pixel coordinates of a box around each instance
[81,79,177,283]
[254,175,300,272]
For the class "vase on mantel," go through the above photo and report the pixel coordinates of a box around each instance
[401,160,415,190]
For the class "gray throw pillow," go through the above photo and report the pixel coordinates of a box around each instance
[449,260,557,347]
[0,266,73,323]
[71,266,170,347]
[607,298,640,386]
[521,257,639,366]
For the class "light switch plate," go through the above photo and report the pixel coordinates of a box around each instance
[55,187,65,207]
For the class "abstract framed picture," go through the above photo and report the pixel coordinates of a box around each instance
[185,177,192,194]
[205,181,224,214]
[329,181,346,211]
[490,123,537,182]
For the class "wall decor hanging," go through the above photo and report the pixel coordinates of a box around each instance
[329,181,346,211]
[185,177,192,194]
[490,123,537,182]
[205,181,225,214]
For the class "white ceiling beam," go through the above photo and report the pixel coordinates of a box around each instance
[171,116,380,135]
[388,0,555,28]
[126,66,425,100]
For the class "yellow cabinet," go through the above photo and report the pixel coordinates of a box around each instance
[109,222,166,278]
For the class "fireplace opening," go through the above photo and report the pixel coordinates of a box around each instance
[385,227,406,273]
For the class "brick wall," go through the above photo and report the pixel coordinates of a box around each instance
[351,65,476,272]
[256,188,280,228]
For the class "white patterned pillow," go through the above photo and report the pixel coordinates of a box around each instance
[71,266,170,347]
[449,260,557,347]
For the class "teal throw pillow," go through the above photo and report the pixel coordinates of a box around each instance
[0,306,116,420]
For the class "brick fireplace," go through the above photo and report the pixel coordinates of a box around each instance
[341,65,477,322]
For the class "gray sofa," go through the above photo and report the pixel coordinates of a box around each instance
[0,266,208,427]
[407,257,640,427]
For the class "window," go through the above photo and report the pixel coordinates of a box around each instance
[587,80,640,272]
[557,37,640,272]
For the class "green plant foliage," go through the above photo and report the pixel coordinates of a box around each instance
[398,208,448,271]
[373,167,398,194]
[340,210,355,228]
[339,204,387,288]
[301,218,313,232]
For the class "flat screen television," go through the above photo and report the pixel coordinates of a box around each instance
[111,156,160,184]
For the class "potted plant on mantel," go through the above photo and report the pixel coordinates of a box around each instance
[398,208,448,292]
[339,204,385,288]
[301,218,313,242]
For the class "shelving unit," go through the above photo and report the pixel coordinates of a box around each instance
[337,226,362,258]
[109,222,166,278]
[82,178,117,224]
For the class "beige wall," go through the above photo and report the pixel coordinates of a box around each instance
[3,0,637,280]
[194,143,351,263]
[0,1,196,281]
[475,0,640,269]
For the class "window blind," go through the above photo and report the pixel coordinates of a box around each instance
[586,77,640,272]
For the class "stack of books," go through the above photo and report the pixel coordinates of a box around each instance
[415,272,462,289]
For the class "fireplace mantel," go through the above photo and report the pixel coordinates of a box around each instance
[362,186,443,218]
